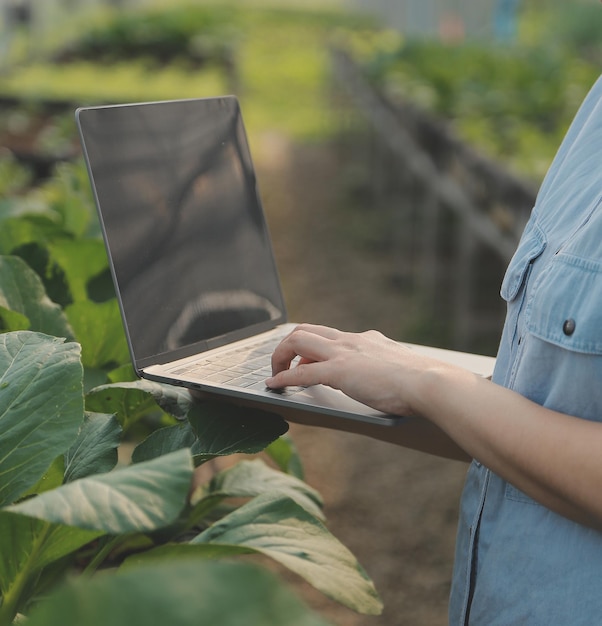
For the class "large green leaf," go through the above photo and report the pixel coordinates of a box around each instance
[192,493,383,615]
[0,511,101,599]
[132,402,289,467]
[44,161,98,238]
[63,412,122,482]
[132,406,290,468]
[26,560,331,626]
[187,399,289,463]
[265,432,305,479]
[22,456,65,497]
[8,449,194,534]
[0,256,74,338]
[193,459,324,520]
[0,196,55,222]
[0,216,62,257]
[65,300,129,369]
[0,306,29,332]
[0,510,102,626]
[86,380,192,429]
[0,331,84,507]
[48,239,109,303]
[131,422,196,464]
[106,363,138,383]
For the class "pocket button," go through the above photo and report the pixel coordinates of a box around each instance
[562,318,576,336]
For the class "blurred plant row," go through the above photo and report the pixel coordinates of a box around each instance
[355,2,602,181]
[3,2,599,181]
[0,4,371,145]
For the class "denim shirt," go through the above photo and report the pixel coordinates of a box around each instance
[449,75,602,625]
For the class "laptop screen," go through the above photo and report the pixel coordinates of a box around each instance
[77,97,287,368]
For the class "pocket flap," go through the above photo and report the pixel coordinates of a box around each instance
[500,221,546,302]
[528,255,602,354]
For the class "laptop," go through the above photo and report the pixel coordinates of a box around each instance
[76,97,495,427]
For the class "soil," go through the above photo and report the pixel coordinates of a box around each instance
[253,134,471,626]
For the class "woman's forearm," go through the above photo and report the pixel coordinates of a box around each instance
[268,324,602,528]
[271,403,472,462]
[414,364,602,529]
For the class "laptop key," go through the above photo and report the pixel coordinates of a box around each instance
[228,376,263,388]
[203,372,236,383]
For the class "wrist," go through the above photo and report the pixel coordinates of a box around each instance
[410,360,478,425]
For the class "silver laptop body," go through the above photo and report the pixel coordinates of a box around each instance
[76,97,494,427]
[76,97,409,425]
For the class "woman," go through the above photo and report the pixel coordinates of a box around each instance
[266,74,602,624]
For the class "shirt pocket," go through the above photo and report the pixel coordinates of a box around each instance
[500,219,547,303]
[506,253,602,505]
[527,254,602,354]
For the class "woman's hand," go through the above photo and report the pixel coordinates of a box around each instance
[267,324,602,528]
[267,323,452,418]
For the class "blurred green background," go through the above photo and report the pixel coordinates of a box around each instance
[1,0,601,357]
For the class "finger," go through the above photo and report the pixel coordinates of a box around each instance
[271,328,337,375]
[266,360,331,390]
[268,324,323,374]
[294,323,341,340]
[279,323,341,346]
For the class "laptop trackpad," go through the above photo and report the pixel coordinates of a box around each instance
[289,384,399,422]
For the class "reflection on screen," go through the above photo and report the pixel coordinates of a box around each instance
[78,97,285,365]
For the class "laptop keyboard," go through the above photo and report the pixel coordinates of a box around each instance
[169,334,304,396]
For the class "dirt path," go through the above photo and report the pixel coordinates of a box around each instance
[255,135,469,626]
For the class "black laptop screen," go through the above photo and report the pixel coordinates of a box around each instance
[77,97,286,367]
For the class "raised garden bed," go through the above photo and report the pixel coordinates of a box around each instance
[0,96,81,184]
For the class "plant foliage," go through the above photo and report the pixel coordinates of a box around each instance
[26,560,331,626]
[56,5,239,69]
[0,161,383,624]
[362,38,600,181]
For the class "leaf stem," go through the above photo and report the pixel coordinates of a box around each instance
[0,523,51,626]
[185,495,224,532]
[80,536,122,577]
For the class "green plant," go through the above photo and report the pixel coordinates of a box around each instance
[0,4,376,141]
[0,154,32,196]
[0,159,383,624]
[57,5,239,69]
[359,35,599,181]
